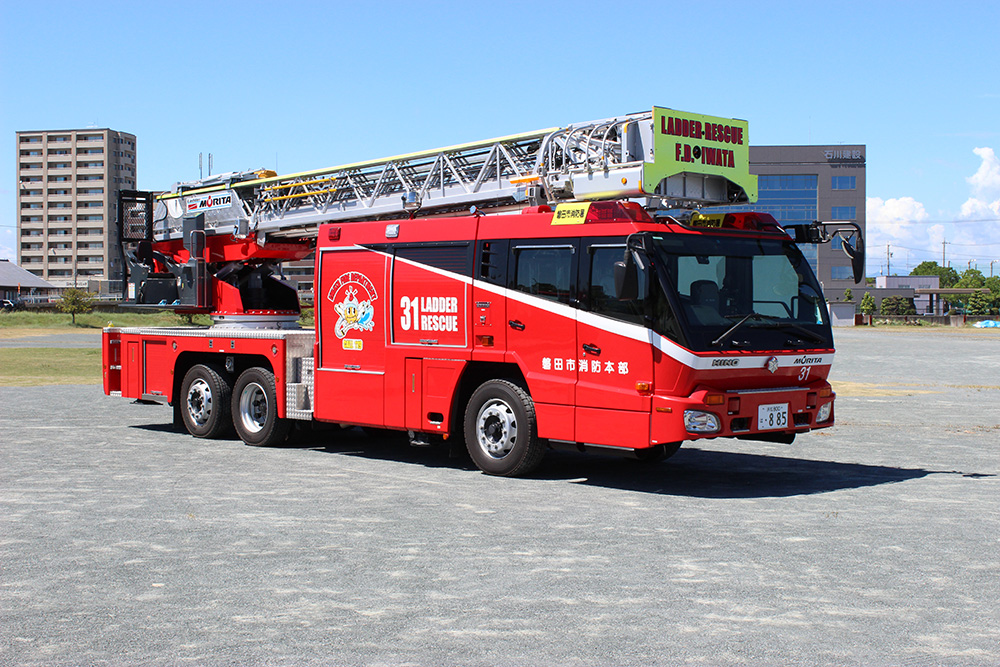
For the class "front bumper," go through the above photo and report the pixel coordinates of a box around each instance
[650,383,835,445]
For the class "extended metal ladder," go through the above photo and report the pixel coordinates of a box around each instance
[154,107,754,241]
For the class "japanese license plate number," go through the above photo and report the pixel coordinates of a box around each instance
[757,403,789,431]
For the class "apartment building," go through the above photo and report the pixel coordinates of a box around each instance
[16,128,136,290]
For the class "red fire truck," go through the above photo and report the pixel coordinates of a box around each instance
[103,107,864,476]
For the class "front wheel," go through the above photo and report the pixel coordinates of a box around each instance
[464,380,545,477]
[232,367,291,447]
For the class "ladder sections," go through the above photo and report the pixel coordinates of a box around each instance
[153,108,753,241]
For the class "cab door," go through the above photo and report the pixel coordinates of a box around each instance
[575,238,655,447]
[313,247,388,427]
[504,239,579,441]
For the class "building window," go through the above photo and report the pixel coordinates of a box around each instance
[830,266,855,280]
[708,173,820,274]
[831,206,857,220]
[831,176,856,190]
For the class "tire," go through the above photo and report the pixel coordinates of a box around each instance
[633,442,682,463]
[180,364,233,439]
[464,379,545,477]
[232,367,291,447]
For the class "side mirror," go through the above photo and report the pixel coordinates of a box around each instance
[843,234,865,284]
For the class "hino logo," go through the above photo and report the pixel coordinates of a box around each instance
[711,359,739,367]
[793,356,822,365]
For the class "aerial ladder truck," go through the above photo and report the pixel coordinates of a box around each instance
[104,106,864,476]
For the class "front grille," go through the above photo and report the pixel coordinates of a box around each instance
[793,413,812,427]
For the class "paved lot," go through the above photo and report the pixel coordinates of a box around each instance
[1,327,998,666]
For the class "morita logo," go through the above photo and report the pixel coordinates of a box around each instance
[793,356,822,365]
[712,359,739,367]
[185,193,233,213]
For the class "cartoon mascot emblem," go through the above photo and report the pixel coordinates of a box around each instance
[328,272,377,339]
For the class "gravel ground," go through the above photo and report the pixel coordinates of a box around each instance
[0,326,998,666]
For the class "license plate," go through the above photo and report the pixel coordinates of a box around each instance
[757,403,789,431]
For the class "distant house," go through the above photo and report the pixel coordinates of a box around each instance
[875,275,939,314]
[0,259,57,301]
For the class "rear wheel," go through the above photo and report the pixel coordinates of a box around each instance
[464,380,545,477]
[232,367,291,447]
[180,364,232,439]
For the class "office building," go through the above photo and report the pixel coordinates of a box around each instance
[749,145,866,302]
[16,128,137,290]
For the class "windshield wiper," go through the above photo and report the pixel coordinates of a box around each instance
[712,312,827,347]
[712,312,764,346]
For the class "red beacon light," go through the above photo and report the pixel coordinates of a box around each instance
[686,211,784,233]
[583,201,654,223]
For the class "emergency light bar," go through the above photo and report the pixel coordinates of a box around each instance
[685,211,784,233]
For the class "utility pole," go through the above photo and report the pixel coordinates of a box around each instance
[886,244,893,276]
[942,239,950,267]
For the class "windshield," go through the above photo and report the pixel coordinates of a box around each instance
[648,234,832,351]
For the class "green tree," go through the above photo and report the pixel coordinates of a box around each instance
[843,288,854,302]
[860,291,876,316]
[911,261,960,288]
[966,290,990,316]
[985,275,1000,313]
[949,269,987,311]
[59,288,95,325]
[879,295,916,316]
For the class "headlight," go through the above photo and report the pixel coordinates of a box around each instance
[816,402,832,423]
[684,410,721,433]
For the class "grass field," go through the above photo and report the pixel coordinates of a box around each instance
[0,348,103,386]
[0,310,211,330]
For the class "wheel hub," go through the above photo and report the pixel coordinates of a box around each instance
[476,399,517,458]
[238,382,268,434]
[186,379,212,426]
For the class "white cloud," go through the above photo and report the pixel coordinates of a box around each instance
[960,196,1000,219]
[865,147,1000,275]
[967,146,1000,198]
[866,196,929,241]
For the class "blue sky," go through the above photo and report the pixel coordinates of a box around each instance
[2,0,998,277]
